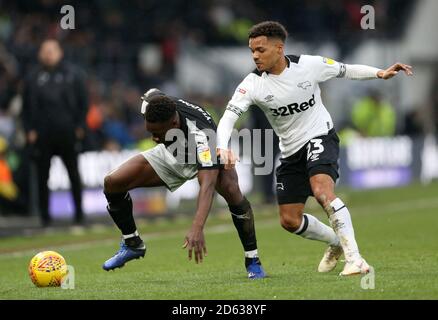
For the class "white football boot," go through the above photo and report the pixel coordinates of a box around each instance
[318,245,343,272]
[339,257,370,276]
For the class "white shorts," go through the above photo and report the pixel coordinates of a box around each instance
[141,144,198,192]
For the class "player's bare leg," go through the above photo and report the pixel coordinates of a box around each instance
[104,154,165,193]
[102,154,165,271]
[215,168,266,279]
[310,173,370,276]
[279,202,341,272]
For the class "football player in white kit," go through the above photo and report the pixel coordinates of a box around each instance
[216,21,413,275]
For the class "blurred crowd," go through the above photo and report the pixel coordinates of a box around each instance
[0,0,418,148]
[2,0,437,214]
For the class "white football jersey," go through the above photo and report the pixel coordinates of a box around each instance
[227,55,345,158]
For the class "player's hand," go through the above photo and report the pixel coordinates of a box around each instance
[377,63,413,79]
[217,148,239,170]
[182,226,207,264]
[27,130,38,144]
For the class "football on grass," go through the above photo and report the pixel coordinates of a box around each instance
[28,251,68,287]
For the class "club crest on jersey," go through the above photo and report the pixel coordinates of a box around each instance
[276,183,285,191]
[264,94,274,102]
[297,81,311,90]
[198,146,213,166]
[323,57,335,65]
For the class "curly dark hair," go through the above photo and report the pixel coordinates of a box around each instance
[144,96,177,123]
[248,21,288,42]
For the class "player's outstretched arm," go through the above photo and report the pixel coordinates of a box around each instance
[338,62,413,81]
[182,169,219,264]
[377,62,413,79]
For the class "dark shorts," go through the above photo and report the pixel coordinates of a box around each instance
[275,129,340,205]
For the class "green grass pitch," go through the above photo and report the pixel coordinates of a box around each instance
[1,182,438,299]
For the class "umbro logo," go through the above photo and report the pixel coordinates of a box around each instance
[264,95,274,102]
[297,81,312,90]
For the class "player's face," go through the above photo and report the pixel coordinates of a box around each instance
[249,36,283,72]
[146,117,178,144]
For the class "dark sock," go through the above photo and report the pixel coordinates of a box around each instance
[245,257,261,268]
[229,197,258,252]
[124,236,144,248]
[104,191,138,236]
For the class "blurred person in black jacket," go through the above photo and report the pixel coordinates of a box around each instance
[22,39,88,227]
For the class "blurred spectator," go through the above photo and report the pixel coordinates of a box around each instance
[0,44,19,113]
[21,39,87,226]
[431,70,438,134]
[351,89,396,137]
[0,136,18,213]
[337,125,361,147]
[101,99,135,149]
[402,108,425,137]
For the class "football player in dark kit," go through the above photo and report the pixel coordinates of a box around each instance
[102,89,266,279]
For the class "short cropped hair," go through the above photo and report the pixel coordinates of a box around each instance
[144,96,177,123]
[248,21,288,42]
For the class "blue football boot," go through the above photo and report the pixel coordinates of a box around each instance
[245,257,266,279]
[103,240,146,271]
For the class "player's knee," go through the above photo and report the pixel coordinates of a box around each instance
[220,177,241,199]
[223,181,240,196]
[280,213,302,233]
[103,174,111,193]
[104,174,118,194]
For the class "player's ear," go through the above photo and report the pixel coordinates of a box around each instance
[171,112,178,127]
[277,41,284,54]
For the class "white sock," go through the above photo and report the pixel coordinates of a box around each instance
[294,213,340,246]
[122,230,139,239]
[245,249,259,258]
[328,198,361,262]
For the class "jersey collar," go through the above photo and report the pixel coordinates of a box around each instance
[264,56,290,78]
[285,55,291,68]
